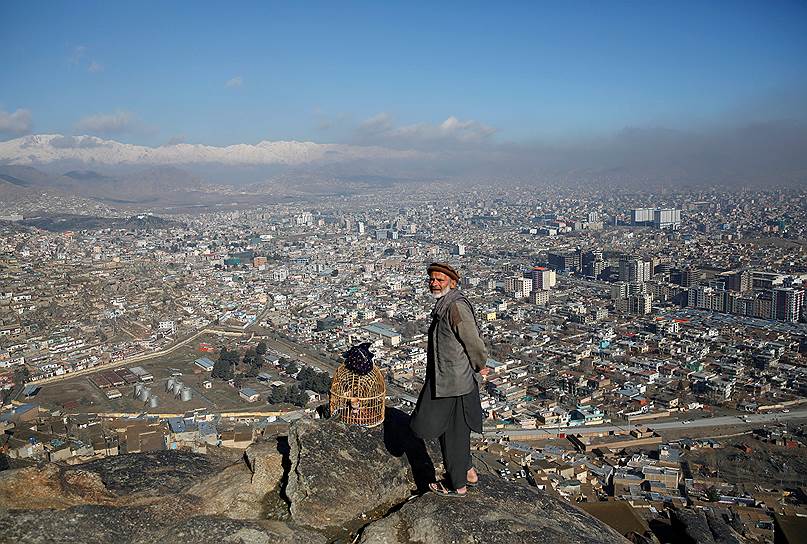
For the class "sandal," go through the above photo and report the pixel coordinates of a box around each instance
[429,481,467,497]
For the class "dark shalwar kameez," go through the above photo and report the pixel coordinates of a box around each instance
[410,288,487,490]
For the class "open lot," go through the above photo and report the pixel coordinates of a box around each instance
[33,333,303,414]
[685,434,807,492]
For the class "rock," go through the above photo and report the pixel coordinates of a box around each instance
[187,437,288,520]
[79,450,228,497]
[244,437,287,491]
[141,516,328,544]
[670,508,747,544]
[286,418,414,531]
[0,495,200,544]
[0,498,326,544]
[187,462,262,519]
[358,473,628,544]
[0,464,116,509]
[0,419,640,544]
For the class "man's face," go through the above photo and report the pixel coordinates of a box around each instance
[428,271,455,298]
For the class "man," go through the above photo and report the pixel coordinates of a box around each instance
[410,262,488,496]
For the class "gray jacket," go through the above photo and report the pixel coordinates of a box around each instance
[428,288,488,397]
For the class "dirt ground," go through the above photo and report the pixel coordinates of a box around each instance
[33,334,299,414]
[684,434,807,492]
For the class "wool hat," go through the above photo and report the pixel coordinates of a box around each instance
[427,262,460,282]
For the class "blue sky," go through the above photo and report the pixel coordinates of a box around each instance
[1,1,806,147]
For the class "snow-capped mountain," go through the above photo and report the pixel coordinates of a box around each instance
[0,134,422,167]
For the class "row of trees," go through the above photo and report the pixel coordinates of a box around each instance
[268,384,309,407]
[296,366,331,394]
[211,341,331,407]
[212,342,269,381]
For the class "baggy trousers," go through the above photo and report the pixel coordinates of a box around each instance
[409,381,482,490]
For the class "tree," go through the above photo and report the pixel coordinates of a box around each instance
[212,359,233,380]
[316,372,332,394]
[287,385,307,407]
[269,386,285,404]
[256,341,267,356]
[243,348,257,367]
[286,362,299,376]
[13,365,30,386]
[705,486,721,502]
[297,366,314,389]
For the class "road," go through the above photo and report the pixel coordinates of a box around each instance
[28,327,219,386]
[493,408,807,439]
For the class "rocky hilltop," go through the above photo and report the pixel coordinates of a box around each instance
[0,415,628,544]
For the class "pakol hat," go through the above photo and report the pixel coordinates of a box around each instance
[427,262,460,282]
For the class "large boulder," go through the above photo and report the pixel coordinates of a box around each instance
[187,437,287,520]
[670,508,747,544]
[286,418,414,530]
[358,473,628,544]
[78,450,229,497]
[0,463,115,509]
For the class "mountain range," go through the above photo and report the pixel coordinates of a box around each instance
[0,134,421,168]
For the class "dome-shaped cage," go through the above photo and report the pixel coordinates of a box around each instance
[329,363,386,427]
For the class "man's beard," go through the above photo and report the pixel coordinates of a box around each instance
[430,285,451,299]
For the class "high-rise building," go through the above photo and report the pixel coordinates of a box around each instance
[774,287,804,322]
[627,293,653,315]
[687,285,727,312]
[582,251,606,278]
[618,257,651,283]
[547,252,580,273]
[679,267,699,288]
[653,208,682,229]
[631,208,655,225]
[530,290,549,305]
[505,275,532,298]
[611,282,628,300]
[531,266,556,291]
[726,269,752,293]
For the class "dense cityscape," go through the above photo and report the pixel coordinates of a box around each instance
[1,182,806,542]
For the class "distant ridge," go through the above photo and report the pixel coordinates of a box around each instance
[0,134,421,167]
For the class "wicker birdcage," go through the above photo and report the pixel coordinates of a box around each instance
[329,363,386,427]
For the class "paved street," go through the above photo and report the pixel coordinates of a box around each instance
[495,408,807,439]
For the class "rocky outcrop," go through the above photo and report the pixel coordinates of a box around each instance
[358,473,625,544]
[670,508,747,544]
[0,415,628,543]
[0,463,115,509]
[187,438,288,520]
[286,418,414,531]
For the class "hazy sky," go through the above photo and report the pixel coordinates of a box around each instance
[1,1,806,156]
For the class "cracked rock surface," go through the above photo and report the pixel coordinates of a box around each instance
[358,473,627,544]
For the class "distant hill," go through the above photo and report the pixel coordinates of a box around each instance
[0,164,206,204]
[17,213,183,232]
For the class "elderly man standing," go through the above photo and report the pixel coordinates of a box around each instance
[410,262,488,496]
